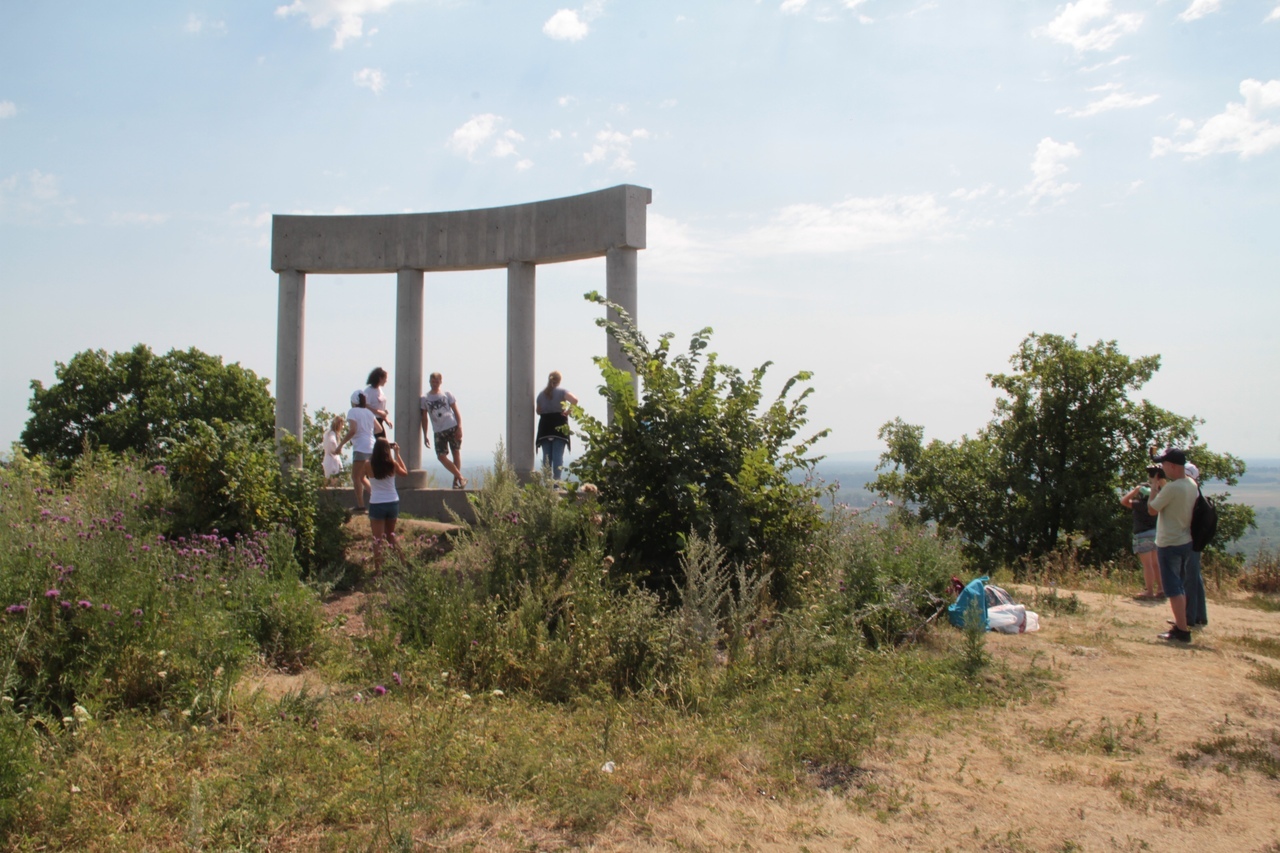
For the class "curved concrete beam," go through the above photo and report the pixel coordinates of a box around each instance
[272,184,652,274]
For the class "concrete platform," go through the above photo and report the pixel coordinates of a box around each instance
[324,487,477,524]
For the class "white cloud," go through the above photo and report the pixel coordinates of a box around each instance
[1268,4,1280,21]
[544,1,605,40]
[583,127,650,172]
[448,114,500,159]
[781,0,808,14]
[557,95,577,107]
[0,101,15,119]
[1036,0,1143,52]
[185,13,227,34]
[491,129,525,158]
[275,0,403,49]
[1058,84,1158,117]
[354,68,386,94]
[0,169,80,223]
[950,183,994,201]
[659,98,678,109]
[1152,79,1280,159]
[1177,0,1222,22]
[447,115,530,167]
[543,10,588,40]
[735,194,951,255]
[1025,138,1081,204]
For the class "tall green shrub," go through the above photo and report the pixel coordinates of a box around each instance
[572,292,829,602]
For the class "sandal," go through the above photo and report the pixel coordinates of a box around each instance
[453,477,468,490]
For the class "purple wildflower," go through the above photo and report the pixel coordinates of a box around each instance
[373,685,387,697]
[5,604,26,614]
[392,672,402,686]
[45,589,60,599]
[78,600,92,609]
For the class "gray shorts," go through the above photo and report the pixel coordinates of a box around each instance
[353,450,373,462]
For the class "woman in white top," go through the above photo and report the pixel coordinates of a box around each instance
[535,371,579,481]
[321,414,345,485]
[363,367,392,439]
[367,437,408,567]
[336,390,379,511]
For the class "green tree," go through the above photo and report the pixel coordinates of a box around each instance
[571,292,829,600]
[871,333,1252,568]
[21,344,273,463]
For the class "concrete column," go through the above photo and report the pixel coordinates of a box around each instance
[605,246,639,416]
[275,269,306,465]
[507,261,537,474]
[394,268,425,477]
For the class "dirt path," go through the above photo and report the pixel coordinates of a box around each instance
[586,589,1280,852]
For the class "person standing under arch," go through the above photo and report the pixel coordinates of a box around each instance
[337,391,379,512]
[535,371,578,481]
[421,372,466,489]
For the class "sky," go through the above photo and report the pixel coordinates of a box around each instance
[2,0,1278,467]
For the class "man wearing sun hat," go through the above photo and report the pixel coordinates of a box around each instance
[1148,447,1197,643]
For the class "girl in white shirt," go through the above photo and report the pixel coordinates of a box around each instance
[337,391,379,511]
[321,414,345,484]
[367,437,408,567]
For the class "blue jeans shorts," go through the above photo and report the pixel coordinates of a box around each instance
[368,500,399,521]
[1157,542,1193,598]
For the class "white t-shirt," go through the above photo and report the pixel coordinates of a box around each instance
[421,391,458,432]
[369,471,398,504]
[363,385,388,417]
[346,407,379,454]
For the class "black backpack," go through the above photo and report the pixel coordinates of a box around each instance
[1190,486,1217,553]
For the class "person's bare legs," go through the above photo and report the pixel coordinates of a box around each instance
[350,460,370,508]
[370,516,386,568]
[437,451,464,488]
[452,447,465,488]
[1168,594,1188,631]
[1139,550,1162,596]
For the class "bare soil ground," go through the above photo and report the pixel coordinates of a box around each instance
[586,589,1280,852]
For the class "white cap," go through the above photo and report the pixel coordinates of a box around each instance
[350,390,364,406]
[1184,462,1200,480]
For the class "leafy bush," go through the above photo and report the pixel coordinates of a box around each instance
[572,292,829,602]
[165,420,350,581]
[808,511,962,649]
[384,451,681,699]
[0,451,322,717]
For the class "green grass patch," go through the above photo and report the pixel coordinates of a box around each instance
[1177,732,1280,780]
[1225,633,1280,660]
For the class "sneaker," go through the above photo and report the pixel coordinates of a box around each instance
[1158,627,1192,643]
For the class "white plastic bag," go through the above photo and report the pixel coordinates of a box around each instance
[987,603,1040,634]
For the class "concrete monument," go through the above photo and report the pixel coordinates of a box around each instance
[271,184,652,485]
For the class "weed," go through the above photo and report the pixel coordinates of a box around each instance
[961,598,988,678]
[1250,662,1280,693]
[1177,732,1280,779]
[1227,633,1280,659]
[1236,594,1280,613]
[1242,548,1280,594]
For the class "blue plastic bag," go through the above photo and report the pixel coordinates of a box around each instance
[947,575,990,630]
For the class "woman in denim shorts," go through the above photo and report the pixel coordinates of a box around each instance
[1120,464,1164,600]
[368,437,408,567]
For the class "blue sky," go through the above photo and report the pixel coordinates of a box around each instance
[2,0,1278,465]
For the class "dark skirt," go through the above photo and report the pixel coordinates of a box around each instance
[536,412,570,450]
